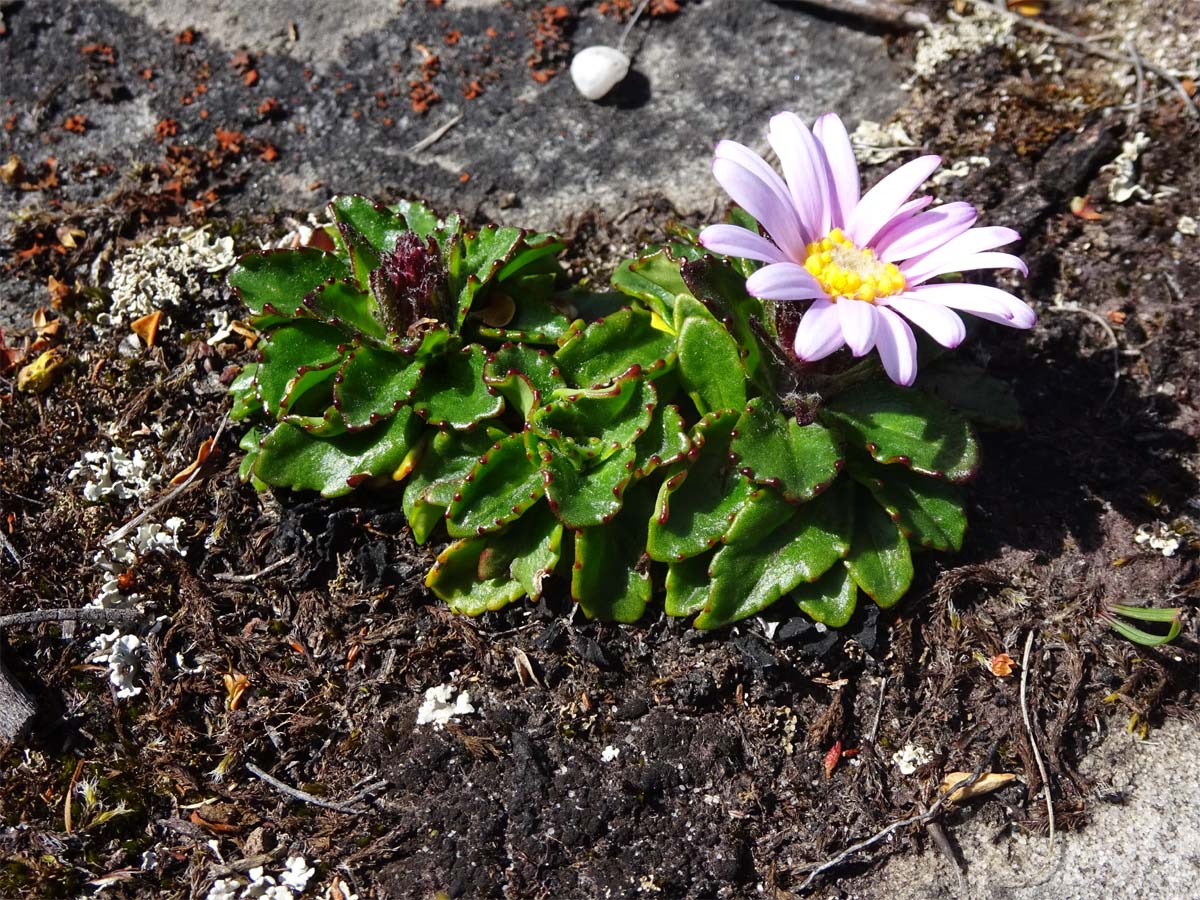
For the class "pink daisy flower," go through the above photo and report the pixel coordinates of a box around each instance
[698,112,1035,386]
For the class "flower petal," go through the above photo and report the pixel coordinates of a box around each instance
[908,283,1036,329]
[745,262,827,301]
[713,141,808,257]
[845,154,942,247]
[906,251,1028,284]
[874,202,978,262]
[837,298,879,356]
[882,294,966,348]
[900,225,1021,283]
[814,113,860,228]
[769,112,831,239]
[698,224,789,263]
[793,297,844,361]
[875,306,918,386]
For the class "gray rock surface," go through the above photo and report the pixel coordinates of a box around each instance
[11,0,903,226]
[855,718,1200,900]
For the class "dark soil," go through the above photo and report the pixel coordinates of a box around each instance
[2,2,1198,899]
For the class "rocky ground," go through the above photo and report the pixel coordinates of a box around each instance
[1,1,1197,898]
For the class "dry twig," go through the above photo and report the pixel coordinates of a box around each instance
[0,530,21,567]
[797,737,1000,891]
[213,552,298,584]
[868,676,888,744]
[786,0,930,30]
[245,762,367,815]
[1043,304,1120,402]
[1020,630,1056,866]
[407,112,464,154]
[0,606,141,630]
[1125,40,1147,129]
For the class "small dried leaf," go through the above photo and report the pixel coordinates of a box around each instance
[0,328,26,373]
[476,291,516,327]
[32,307,63,341]
[47,276,71,308]
[229,320,259,350]
[56,225,85,249]
[824,739,842,779]
[131,310,162,346]
[170,436,215,485]
[0,154,23,186]
[940,771,1018,803]
[513,647,541,688]
[189,810,241,834]
[1006,0,1043,16]
[990,652,1015,677]
[16,347,68,393]
[1070,195,1103,220]
[223,671,250,710]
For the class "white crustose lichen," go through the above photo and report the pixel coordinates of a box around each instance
[103,225,235,328]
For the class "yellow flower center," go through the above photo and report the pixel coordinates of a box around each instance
[802,228,906,303]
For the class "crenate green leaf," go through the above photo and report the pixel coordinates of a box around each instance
[848,457,966,552]
[632,403,691,479]
[611,249,690,321]
[571,483,655,623]
[731,398,843,503]
[664,552,713,617]
[483,343,565,417]
[646,409,754,562]
[532,374,655,461]
[496,236,565,281]
[541,444,637,529]
[413,344,505,429]
[229,364,260,422]
[402,429,496,544]
[229,248,349,318]
[254,321,348,417]
[675,299,748,414]
[335,222,381,293]
[448,226,526,328]
[237,426,263,483]
[425,537,527,615]
[303,278,387,339]
[445,433,542,538]
[792,564,858,628]
[693,485,852,629]
[390,198,449,241]
[554,307,676,388]
[279,357,340,416]
[680,256,768,388]
[844,486,913,608]
[333,345,426,431]
[504,504,565,600]
[252,407,420,497]
[330,195,410,254]
[824,381,979,483]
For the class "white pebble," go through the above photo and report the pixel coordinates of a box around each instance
[570,45,631,101]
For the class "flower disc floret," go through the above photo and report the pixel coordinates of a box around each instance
[698,111,1035,385]
[802,228,907,303]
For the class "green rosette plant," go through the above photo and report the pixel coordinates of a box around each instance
[229,112,1033,631]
